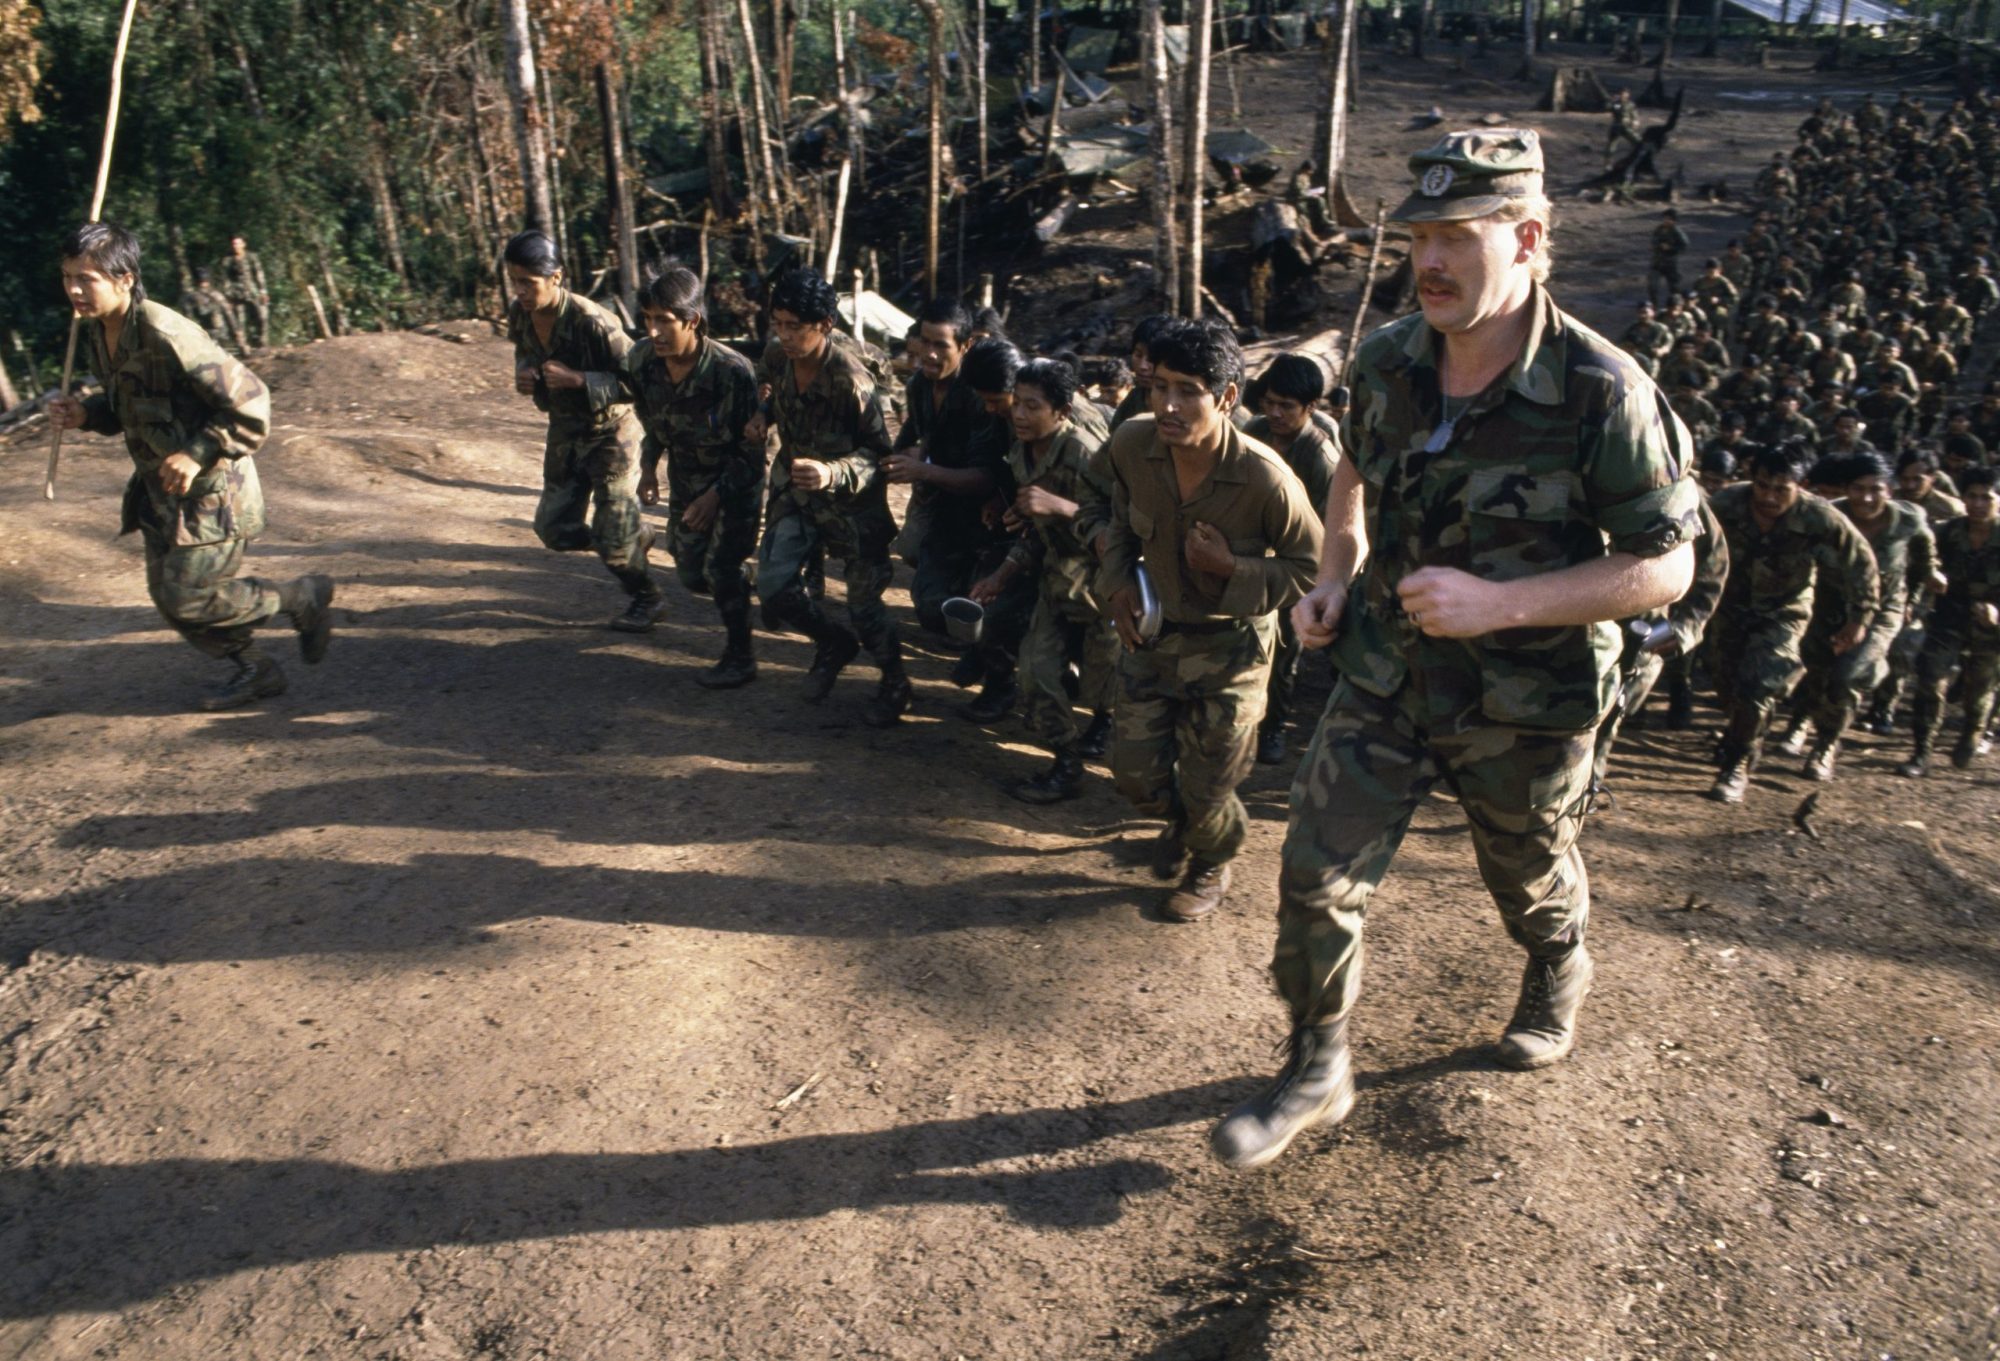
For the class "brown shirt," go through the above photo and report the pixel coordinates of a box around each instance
[1097,414,1322,624]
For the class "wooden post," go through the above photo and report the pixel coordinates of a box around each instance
[0,357,19,412]
[1182,0,1213,318]
[305,284,334,340]
[852,267,867,346]
[975,0,990,182]
[979,272,995,309]
[1027,0,1042,96]
[1322,0,1356,203]
[1143,0,1180,313]
[823,155,852,278]
[46,0,141,502]
[1345,200,1388,386]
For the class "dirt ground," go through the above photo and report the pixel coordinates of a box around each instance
[3,44,1998,1361]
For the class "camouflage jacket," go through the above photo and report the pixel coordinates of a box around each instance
[1097,415,1321,626]
[1710,483,1879,633]
[1929,516,2000,646]
[897,371,1009,547]
[1639,491,1730,656]
[179,285,237,339]
[79,299,271,546]
[508,290,634,435]
[763,334,894,513]
[1329,286,1702,732]
[1652,222,1690,263]
[621,336,765,498]
[216,251,266,299]
[1837,497,1936,625]
[1242,414,1340,516]
[1003,418,1114,614]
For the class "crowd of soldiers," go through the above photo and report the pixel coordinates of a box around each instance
[176,234,272,355]
[1614,89,2000,796]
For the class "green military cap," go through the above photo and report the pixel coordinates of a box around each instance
[1389,127,1544,224]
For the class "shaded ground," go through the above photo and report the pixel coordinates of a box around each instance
[2,45,1997,1361]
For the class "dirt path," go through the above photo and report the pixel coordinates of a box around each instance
[3,49,1997,1361]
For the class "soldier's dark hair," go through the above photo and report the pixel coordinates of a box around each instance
[1015,358,1078,414]
[1259,353,1325,405]
[1846,451,1893,484]
[970,306,1007,339]
[1722,409,1747,428]
[960,337,1023,395]
[1327,384,1351,407]
[640,266,705,330]
[1050,348,1083,375]
[502,230,563,277]
[193,265,211,284]
[1810,452,1864,487]
[1130,313,1176,356]
[768,268,840,325]
[1102,358,1133,387]
[917,296,973,345]
[61,221,145,304]
[1147,318,1243,399]
[1896,447,1940,475]
[1962,466,1998,492]
[1698,447,1737,479]
[1750,443,1816,483]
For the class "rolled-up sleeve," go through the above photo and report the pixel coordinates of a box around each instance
[1586,386,1702,559]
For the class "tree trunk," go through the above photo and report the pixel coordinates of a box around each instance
[1182,0,1213,318]
[366,143,411,285]
[537,42,574,275]
[733,0,784,229]
[1522,0,1540,66]
[1831,0,1852,60]
[1416,0,1433,59]
[975,0,989,181]
[698,0,738,219]
[1661,0,1681,60]
[1321,0,1355,201]
[918,0,946,297]
[1028,0,1042,97]
[721,27,767,272]
[772,0,796,114]
[1702,0,1723,55]
[1144,0,1180,312]
[596,57,639,315]
[500,0,555,233]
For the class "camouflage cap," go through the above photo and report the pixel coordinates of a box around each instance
[1389,128,1544,224]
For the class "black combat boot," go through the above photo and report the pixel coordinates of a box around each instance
[610,593,665,633]
[1209,1020,1356,1170]
[698,610,758,689]
[280,575,336,664]
[1952,729,1981,769]
[801,627,860,703]
[1076,710,1112,760]
[1255,722,1287,766]
[1666,680,1695,730]
[949,651,985,688]
[958,675,1019,723]
[1495,944,1594,1070]
[198,651,288,712]
[1899,736,1932,779]
[862,668,913,727]
[1010,747,1082,804]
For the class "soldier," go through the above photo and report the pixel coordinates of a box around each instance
[1605,89,1642,167]
[1855,370,1917,454]
[966,358,1116,803]
[1897,448,1967,523]
[216,234,270,349]
[884,297,1017,719]
[46,221,334,710]
[1786,452,1937,779]
[1904,467,2000,775]
[1097,318,1320,925]
[1210,130,1698,1171]
[1690,258,1741,325]
[503,230,661,631]
[624,267,765,688]
[1712,353,1773,422]
[1704,443,1878,803]
[1242,353,1342,766]
[754,267,909,726]
[1619,301,1673,376]
[1109,315,1175,431]
[179,267,242,354]
[1756,387,1818,450]
[1649,207,1690,307]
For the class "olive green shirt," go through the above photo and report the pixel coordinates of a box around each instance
[507,289,634,434]
[1004,418,1113,614]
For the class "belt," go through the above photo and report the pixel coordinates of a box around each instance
[1158,616,1251,637]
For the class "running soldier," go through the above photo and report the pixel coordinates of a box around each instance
[216,234,269,349]
[179,267,242,354]
[1904,468,2000,776]
[46,222,335,710]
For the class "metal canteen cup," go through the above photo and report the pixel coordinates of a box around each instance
[1135,565,1163,643]
[942,596,986,644]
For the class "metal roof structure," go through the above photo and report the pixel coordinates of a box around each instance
[1721,0,1915,24]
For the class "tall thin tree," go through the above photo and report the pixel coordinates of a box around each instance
[1181,0,1213,318]
[699,0,738,219]
[1320,0,1356,204]
[595,46,638,312]
[500,0,555,232]
[1144,0,1180,312]
[916,0,946,297]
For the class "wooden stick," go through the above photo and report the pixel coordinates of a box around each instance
[822,155,852,279]
[46,0,142,501]
[305,284,334,341]
[1344,199,1388,387]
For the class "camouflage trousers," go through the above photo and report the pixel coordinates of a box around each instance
[141,530,284,661]
[229,295,267,348]
[756,502,899,668]
[534,419,657,601]
[665,470,765,644]
[1705,609,1805,763]
[1111,618,1272,866]
[1591,632,1668,788]
[1264,610,1305,732]
[1274,678,1596,1028]
[1913,629,2000,749]
[1018,591,1118,750]
[1797,613,1900,742]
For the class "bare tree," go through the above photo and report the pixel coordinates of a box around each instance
[733,0,783,228]
[771,0,797,114]
[974,0,989,181]
[499,0,554,232]
[1320,0,1356,203]
[1660,0,1682,61]
[1144,0,1180,312]
[916,0,946,297]
[1181,0,1213,318]
[595,42,638,313]
[699,0,737,219]
[1027,0,1042,96]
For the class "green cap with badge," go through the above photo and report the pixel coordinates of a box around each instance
[1388,127,1545,224]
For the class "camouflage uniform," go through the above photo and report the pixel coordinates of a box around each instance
[1244,414,1341,744]
[179,283,241,354]
[76,300,282,662]
[1097,415,1321,868]
[508,290,658,606]
[1705,483,1878,770]
[1912,517,2000,756]
[1006,418,1118,749]
[622,335,766,654]
[1279,283,1699,1026]
[756,336,902,674]
[216,249,268,347]
[1649,219,1690,306]
[1798,500,1934,748]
